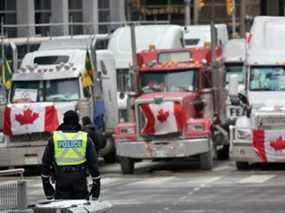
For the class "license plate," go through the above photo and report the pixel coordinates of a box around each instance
[24,156,38,165]
[155,150,167,157]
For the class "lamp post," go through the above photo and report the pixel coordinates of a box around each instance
[184,0,191,25]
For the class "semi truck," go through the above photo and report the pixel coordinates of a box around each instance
[114,45,229,174]
[230,16,285,169]
[0,35,118,167]
[224,39,246,120]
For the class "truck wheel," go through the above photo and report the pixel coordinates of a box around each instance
[103,137,117,164]
[217,144,229,160]
[103,148,117,164]
[236,161,249,170]
[119,157,135,174]
[200,139,214,170]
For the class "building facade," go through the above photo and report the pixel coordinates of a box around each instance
[0,0,126,38]
[1,0,285,39]
[127,0,285,37]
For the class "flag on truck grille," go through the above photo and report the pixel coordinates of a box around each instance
[3,103,59,136]
[1,56,12,90]
[140,101,186,135]
[253,129,285,162]
[82,50,94,88]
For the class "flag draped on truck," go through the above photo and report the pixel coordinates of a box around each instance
[140,101,186,136]
[253,129,285,162]
[82,51,94,88]
[3,103,59,136]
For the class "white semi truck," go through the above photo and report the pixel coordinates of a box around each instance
[224,39,246,120]
[0,35,118,167]
[230,16,285,169]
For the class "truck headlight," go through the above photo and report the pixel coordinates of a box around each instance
[185,119,210,138]
[187,123,205,132]
[236,129,252,141]
[121,127,135,135]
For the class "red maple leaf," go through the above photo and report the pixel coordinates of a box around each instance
[157,109,169,123]
[270,136,285,151]
[15,108,39,125]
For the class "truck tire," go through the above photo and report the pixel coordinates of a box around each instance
[200,139,214,170]
[119,156,135,174]
[236,161,249,170]
[103,137,117,164]
[103,148,117,164]
[217,144,229,160]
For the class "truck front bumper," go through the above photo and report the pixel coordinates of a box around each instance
[116,138,210,159]
[230,142,260,163]
[0,145,45,167]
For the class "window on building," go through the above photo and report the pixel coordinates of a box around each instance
[0,0,17,37]
[34,0,51,36]
[69,0,83,35]
[98,0,111,33]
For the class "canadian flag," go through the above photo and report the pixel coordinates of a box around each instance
[140,101,186,136]
[253,129,285,162]
[3,103,59,136]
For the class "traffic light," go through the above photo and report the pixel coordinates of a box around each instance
[226,0,234,15]
[196,0,205,9]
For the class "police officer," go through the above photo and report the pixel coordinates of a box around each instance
[41,110,101,200]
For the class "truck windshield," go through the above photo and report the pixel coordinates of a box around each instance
[11,78,80,103]
[141,70,197,93]
[46,79,80,101]
[225,65,244,85]
[250,67,285,91]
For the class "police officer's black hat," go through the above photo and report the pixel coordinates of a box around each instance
[63,110,79,125]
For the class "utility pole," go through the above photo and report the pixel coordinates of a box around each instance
[185,0,191,25]
[232,0,237,38]
[193,0,199,25]
[211,0,215,22]
[240,0,246,36]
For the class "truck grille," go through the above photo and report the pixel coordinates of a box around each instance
[137,101,183,137]
[10,133,50,143]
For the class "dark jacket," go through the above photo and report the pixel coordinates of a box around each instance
[82,124,106,154]
[41,123,100,199]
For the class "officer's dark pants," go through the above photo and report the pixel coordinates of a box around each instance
[55,174,89,200]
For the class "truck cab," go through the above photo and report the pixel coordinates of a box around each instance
[108,25,184,122]
[230,16,285,169]
[114,47,228,174]
[0,36,118,167]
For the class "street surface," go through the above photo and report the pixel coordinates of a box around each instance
[10,160,284,213]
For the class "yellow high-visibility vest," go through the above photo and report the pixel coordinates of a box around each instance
[53,131,88,166]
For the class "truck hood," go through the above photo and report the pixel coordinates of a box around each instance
[248,91,285,110]
[136,92,197,103]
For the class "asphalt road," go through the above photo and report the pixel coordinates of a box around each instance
[5,159,285,213]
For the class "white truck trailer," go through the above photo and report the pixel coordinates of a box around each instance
[230,16,285,169]
[0,35,118,167]
[183,24,229,48]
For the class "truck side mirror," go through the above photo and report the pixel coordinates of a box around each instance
[228,74,239,96]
